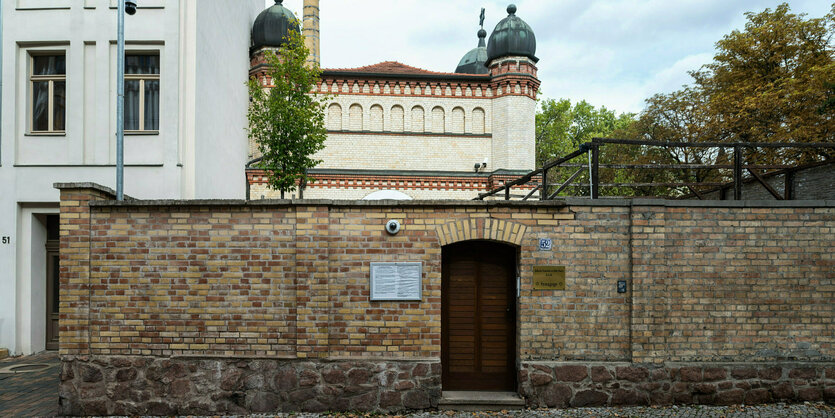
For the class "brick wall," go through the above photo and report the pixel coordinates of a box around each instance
[56,184,835,413]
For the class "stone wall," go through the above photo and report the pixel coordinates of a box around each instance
[519,362,835,408]
[56,183,835,413]
[60,356,440,415]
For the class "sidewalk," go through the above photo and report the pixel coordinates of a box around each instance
[0,351,60,417]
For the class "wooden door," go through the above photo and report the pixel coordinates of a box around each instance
[442,241,516,391]
[45,215,60,351]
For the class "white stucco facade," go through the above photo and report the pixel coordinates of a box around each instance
[0,0,263,355]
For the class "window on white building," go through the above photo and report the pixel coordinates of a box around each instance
[124,54,160,132]
[30,54,66,133]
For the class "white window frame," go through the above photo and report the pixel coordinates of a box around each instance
[124,53,160,134]
[29,53,66,134]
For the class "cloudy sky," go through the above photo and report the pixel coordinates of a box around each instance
[269,1,832,114]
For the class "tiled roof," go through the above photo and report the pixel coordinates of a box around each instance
[322,61,488,77]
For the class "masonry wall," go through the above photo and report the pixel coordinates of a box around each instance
[56,184,835,414]
[701,162,834,201]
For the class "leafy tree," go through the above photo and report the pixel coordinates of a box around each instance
[609,3,834,197]
[536,99,634,164]
[690,3,835,163]
[535,98,635,196]
[247,26,328,198]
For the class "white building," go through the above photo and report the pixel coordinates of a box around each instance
[247,2,540,200]
[0,0,263,355]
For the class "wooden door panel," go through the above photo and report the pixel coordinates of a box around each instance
[442,241,516,391]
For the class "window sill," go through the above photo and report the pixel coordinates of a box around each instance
[25,132,66,137]
[124,130,160,136]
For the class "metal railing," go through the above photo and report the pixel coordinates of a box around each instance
[475,138,835,201]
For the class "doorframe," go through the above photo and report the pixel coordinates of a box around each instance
[15,206,59,354]
[441,239,520,392]
[45,234,59,351]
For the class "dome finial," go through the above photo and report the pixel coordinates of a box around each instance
[507,4,517,15]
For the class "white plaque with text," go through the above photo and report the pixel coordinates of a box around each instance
[370,262,422,301]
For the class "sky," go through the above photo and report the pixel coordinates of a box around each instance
[269,1,833,114]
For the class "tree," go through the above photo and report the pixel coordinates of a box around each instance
[610,3,835,197]
[536,98,634,165]
[247,26,328,198]
[689,3,835,163]
[535,98,635,196]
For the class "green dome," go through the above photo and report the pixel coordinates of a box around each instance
[455,29,489,74]
[251,0,299,50]
[486,4,538,65]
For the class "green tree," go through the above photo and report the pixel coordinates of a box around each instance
[247,26,328,198]
[612,3,834,197]
[536,98,634,164]
[690,3,835,163]
[535,98,635,196]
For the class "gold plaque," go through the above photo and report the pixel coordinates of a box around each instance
[533,266,566,290]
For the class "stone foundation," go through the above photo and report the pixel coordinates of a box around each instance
[59,356,441,415]
[520,362,835,408]
[61,356,835,414]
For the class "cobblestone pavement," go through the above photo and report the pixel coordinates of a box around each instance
[283,404,834,418]
[0,351,60,417]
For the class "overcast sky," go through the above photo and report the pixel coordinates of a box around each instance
[269,1,832,114]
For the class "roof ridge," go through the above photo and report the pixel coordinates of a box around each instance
[322,61,485,77]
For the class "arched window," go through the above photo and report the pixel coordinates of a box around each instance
[411,106,424,133]
[432,106,445,133]
[391,105,404,132]
[349,104,363,131]
[472,108,485,135]
[327,103,342,130]
[370,105,384,131]
[451,107,465,134]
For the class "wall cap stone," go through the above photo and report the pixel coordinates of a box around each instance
[55,182,834,208]
[53,182,119,199]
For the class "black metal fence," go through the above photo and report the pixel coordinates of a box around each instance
[475,138,835,201]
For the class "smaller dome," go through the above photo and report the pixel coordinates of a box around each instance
[486,4,538,65]
[251,0,299,50]
[455,29,489,74]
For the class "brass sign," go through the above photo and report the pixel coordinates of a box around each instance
[533,266,566,290]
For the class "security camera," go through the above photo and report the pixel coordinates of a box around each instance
[125,1,137,15]
[385,220,401,235]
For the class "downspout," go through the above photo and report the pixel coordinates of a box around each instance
[1,0,4,163]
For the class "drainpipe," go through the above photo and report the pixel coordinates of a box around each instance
[1,0,4,162]
[116,0,125,200]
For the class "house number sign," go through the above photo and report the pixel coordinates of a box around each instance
[370,262,422,301]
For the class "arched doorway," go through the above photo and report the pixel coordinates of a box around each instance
[442,240,517,391]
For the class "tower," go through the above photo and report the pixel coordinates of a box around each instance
[303,0,320,66]
[486,4,540,171]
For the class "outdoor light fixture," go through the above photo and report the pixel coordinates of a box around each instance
[125,1,137,15]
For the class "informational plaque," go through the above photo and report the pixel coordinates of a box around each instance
[370,262,423,301]
[532,266,566,290]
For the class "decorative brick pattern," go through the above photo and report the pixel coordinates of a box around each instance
[246,170,538,200]
[436,218,531,246]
